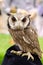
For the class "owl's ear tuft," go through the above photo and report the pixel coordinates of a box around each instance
[27,12,37,22]
[28,14,31,17]
[27,14,31,19]
[6,13,11,16]
[28,12,37,22]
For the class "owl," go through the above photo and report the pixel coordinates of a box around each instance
[7,12,42,60]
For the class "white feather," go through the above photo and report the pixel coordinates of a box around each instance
[23,36,30,44]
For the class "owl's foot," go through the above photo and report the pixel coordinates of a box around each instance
[11,50,22,55]
[22,52,34,60]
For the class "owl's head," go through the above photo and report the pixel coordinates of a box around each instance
[7,12,31,30]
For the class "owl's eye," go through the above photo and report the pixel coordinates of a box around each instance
[22,17,26,23]
[12,16,16,22]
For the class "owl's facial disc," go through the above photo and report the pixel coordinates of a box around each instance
[8,14,30,30]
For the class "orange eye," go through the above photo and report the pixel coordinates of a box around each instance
[22,17,26,23]
[12,16,16,22]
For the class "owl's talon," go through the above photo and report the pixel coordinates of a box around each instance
[11,50,22,55]
[22,52,34,60]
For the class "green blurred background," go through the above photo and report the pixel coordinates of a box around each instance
[0,34,43,65]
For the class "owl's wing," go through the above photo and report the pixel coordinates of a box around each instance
[8,26,41,58]
[23,26,41,51]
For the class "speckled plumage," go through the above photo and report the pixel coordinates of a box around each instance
[7,13,42,59]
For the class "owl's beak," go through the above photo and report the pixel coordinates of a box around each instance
[15,21,22,30]
[17,26,20,29]
[17,25,21,29]
[16,25,23,30]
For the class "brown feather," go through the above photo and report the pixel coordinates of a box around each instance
[8,26,42,58]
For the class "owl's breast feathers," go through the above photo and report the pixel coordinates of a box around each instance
[8,26,42,58]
